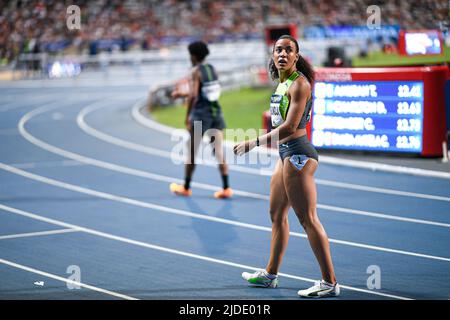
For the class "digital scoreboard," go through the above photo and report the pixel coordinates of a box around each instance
[311,81,424,153]
[308,66,449,157]
[398,30,444,56]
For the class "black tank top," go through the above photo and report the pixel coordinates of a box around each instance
[193,64,221,117]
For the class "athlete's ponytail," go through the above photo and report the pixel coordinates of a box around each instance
[268,35,315,85]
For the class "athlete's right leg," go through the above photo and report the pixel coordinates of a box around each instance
[185,123,203,185]
[242,159,290,287]
[266,159,291,275]
[170,123,203,196]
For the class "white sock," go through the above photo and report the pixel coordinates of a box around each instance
[263,270,277,279]
[322,280,335,287]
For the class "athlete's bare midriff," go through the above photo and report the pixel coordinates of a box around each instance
[279,128,307,145]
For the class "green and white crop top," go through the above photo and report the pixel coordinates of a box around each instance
[269,71,312,129]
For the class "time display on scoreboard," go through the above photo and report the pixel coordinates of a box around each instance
[311,81,424,153]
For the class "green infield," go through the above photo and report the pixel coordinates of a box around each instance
[352,46,450,67]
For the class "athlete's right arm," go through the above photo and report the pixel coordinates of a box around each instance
[234,78,311,156]
[185,68,200,130]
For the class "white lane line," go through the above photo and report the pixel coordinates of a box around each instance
[20,101,450,228]
[79,106,450,228]
[132,99,450,181]
[314,179,450,202]
[78,103,178,159]
[83,102,450,203]
[317,205,450,228]
[0,203,413,300]
[1,104,39,112]
[0,257,137,300]
[10,160,83,169]
[0,228,79,240]
[0,94,62,112]
[1,161,449,263]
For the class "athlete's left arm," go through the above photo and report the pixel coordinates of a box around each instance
[282,78,311,135]
[234,78,311,155]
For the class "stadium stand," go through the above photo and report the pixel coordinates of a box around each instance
[1,0,448,65]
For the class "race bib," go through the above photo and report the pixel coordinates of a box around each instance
[201,81,221,102]
[306,110,311,122]
[270,94,283,127]
[305,99,312,123]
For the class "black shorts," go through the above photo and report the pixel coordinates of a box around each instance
[279,135,319,170]
[190,111,226,136]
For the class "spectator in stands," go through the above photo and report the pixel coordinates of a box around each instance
[0,0,448,64]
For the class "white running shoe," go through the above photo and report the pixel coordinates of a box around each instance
[297,280,340,298]
[242,270,279,288]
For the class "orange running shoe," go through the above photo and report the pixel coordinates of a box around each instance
[214,188,233,199]
[170,183,192,197]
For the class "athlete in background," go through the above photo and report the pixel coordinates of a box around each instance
[170,41,232,199]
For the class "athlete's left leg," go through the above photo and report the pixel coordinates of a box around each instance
[208,127,232,199]
[283,157,340,297]
[283,157,337,285]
